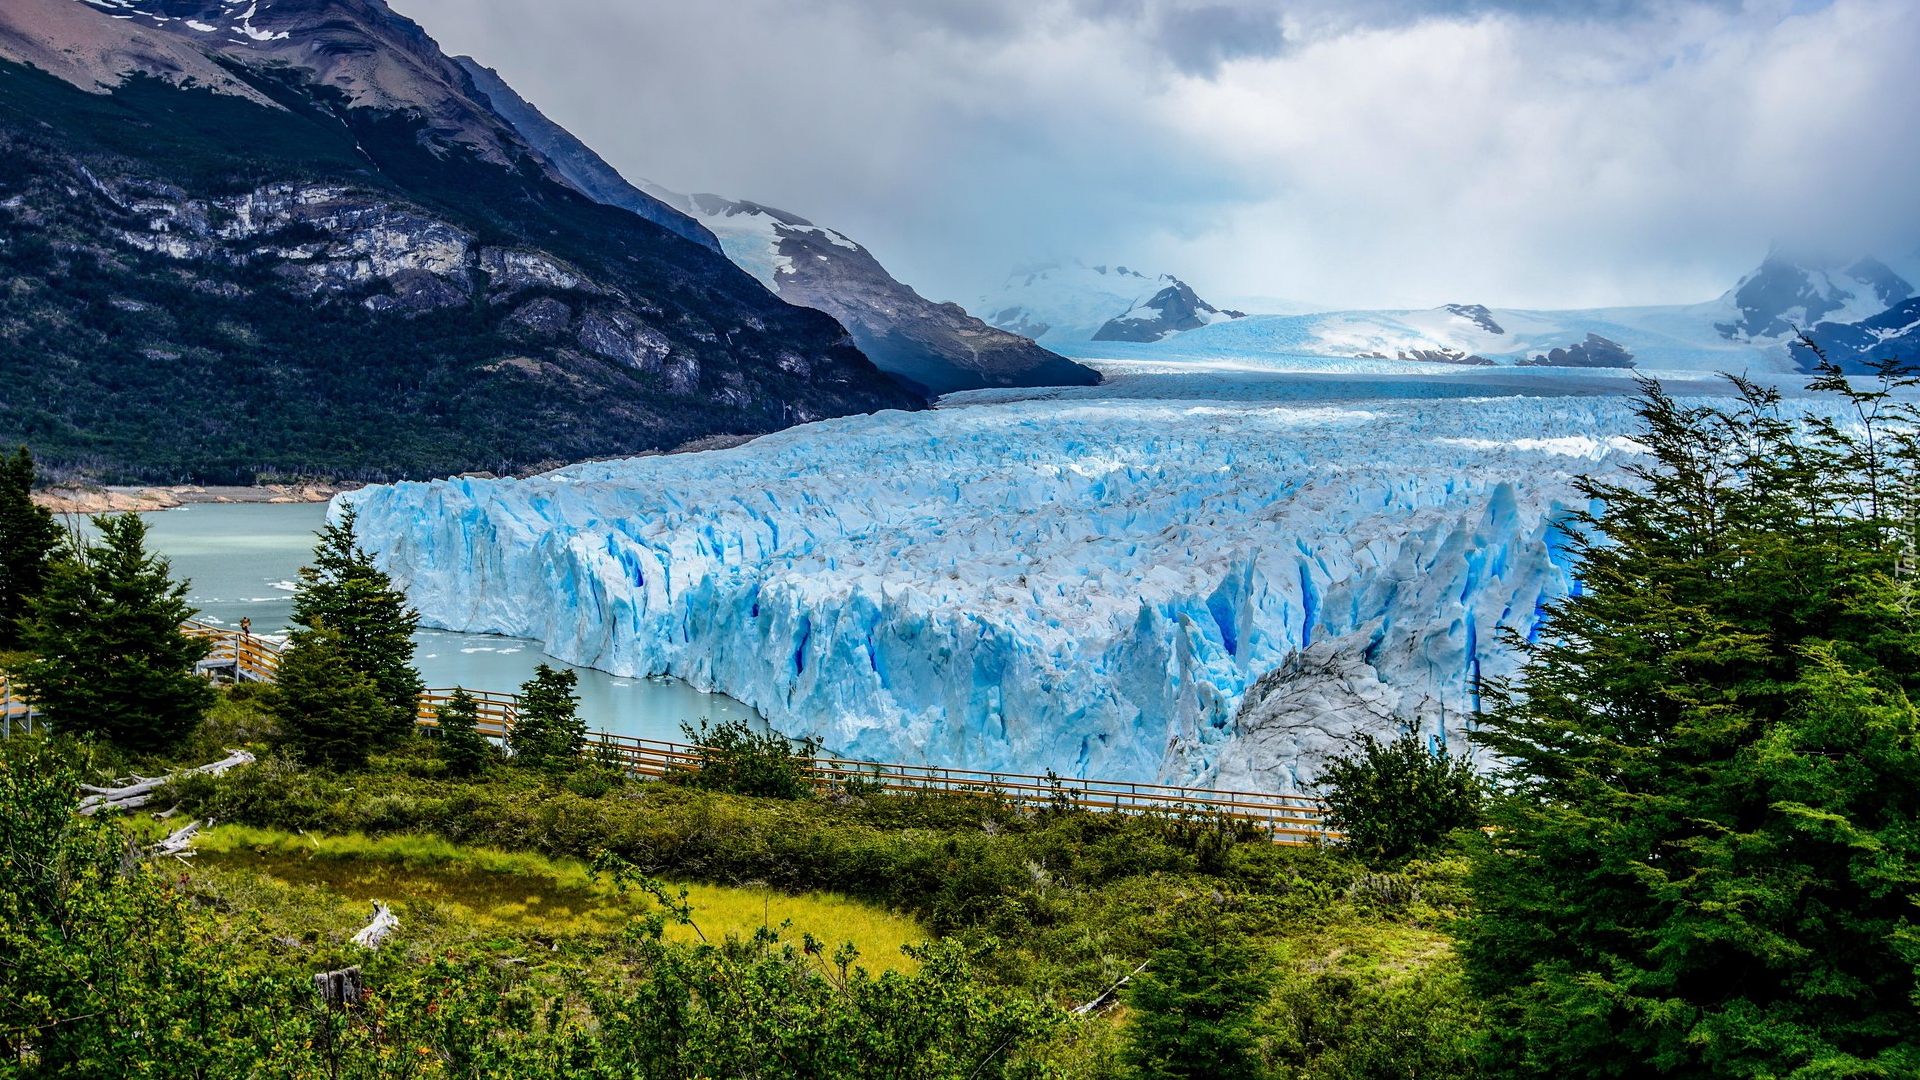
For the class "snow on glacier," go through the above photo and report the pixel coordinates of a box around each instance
[342,377,1658,792]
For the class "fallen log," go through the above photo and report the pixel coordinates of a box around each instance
[148,819,207,859]
[350,902,399,950]
[78,750,255,816]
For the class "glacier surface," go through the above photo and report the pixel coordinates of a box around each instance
[343,374,1670,792]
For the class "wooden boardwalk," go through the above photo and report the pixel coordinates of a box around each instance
[0,672,36,738]
[6,621,1335,842]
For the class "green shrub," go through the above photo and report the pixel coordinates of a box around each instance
[1122,923,1275,1080]
[1314,734,1481,865]
[507,663,585,770]
[670,718,822,800]
[1266,967,1482,1080]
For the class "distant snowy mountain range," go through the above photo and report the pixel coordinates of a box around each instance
[977,262,1244,345]
[977,249,1920,377]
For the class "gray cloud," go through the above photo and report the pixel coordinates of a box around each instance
[393,0,1920,310]
[1157,5,1289,74]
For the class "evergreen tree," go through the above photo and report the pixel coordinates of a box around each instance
[15,514,213,751]
[1315,732,1483,865]
[1458,361,1920,1078]
[508,663,585,770]
[269,625,385,770]
[1122,925,1274,1080]
[0,446,62,648]
[435,688,494,777]
[289,507,422,744]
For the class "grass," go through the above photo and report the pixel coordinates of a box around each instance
[191,824,928,972]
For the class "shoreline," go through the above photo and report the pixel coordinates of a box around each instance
[32,483,360,515]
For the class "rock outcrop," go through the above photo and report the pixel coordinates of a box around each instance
[0,0,920,482]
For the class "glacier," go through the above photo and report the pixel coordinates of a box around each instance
[343,373,1671,792]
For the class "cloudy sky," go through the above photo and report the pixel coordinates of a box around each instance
[395,0,1920,311]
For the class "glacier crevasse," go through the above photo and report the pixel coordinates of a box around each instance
[342,384,1647,790]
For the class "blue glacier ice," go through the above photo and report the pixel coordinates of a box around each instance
[342,373,1668,792]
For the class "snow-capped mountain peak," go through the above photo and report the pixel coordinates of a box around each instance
[1716,249,1914,342]
[976,260,1240,345]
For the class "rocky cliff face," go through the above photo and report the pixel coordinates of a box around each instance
[433,56,1093,397]
[1091,279,1242,343]
[676,197,1101,396]
[1797,296,1920,374]
[0,0,919,482]
[1716,250,1913,342]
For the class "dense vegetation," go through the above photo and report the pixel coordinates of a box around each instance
[1460,358,1920,1077]
[6,358,1920,1076]
[0,59,918,484]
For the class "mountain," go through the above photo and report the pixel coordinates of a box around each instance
[1796,296,1920,373]
[0,0,919,483]
[975,261,1243,345]
[450,58,720,256]
[1048,300,1774,375]
[1092,278,1244,343]
[1715,249,1913,342]
[442,64,1095,398]
[657,195,1101,396]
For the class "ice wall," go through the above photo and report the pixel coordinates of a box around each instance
[343,383,1648,790]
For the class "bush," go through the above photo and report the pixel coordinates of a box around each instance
[507,663,585,770]
[1314,734,1481,865]
[670,718,822,800]
[1122,923,1275,1080]
[1266,967,1483,1080]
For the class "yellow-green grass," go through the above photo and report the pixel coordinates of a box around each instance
[192,824,927,971]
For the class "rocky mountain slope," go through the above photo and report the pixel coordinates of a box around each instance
[1798,296,1920,373]
[975,261,1243,345]
[448,61,1094,397]
[1716,250,1912,342]
[0,0,919,483]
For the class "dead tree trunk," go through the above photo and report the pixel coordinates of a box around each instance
[350,903,399,950]
[78,750,255,816]
[314,966,364,1008]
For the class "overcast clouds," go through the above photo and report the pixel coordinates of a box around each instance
[393,0,1920,310]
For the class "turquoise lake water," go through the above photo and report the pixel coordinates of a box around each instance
[92,502,761,742]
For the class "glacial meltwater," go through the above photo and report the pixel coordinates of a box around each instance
[89,502,761,742]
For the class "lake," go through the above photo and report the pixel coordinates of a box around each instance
[93,502,762,742]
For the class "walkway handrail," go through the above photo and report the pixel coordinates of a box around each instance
[0,672,36,738]
[6,621,1335,841]
[561,727,1331,840]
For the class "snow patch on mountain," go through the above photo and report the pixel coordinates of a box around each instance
[343,376,1666,791]
[977,261,1238,344]
[1715,250,1913,342]
[1053,302,1787,377]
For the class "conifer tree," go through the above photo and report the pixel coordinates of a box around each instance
[16,514,213,751]
[1122,925,1274,1080]
[435,688,493,777]
[289,507,422,744]
[1459,358,1920,1078]
[508,663,584,770]
[0,446,62,648]
[270,625,384,770]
